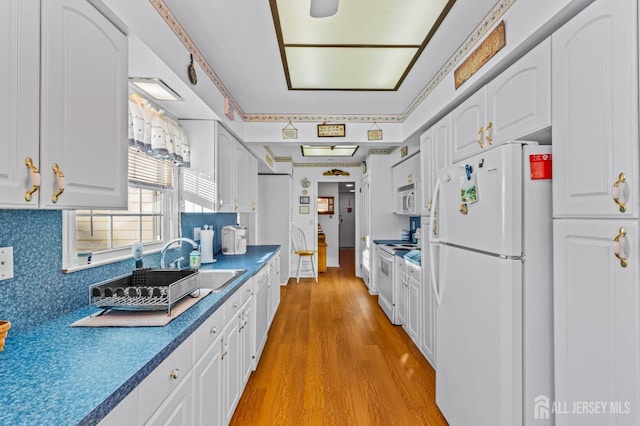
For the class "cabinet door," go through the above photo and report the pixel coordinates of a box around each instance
[194,347,223,426]
[552,0,639,218]
[395,257,407,326]
[216,124,236,212]
[431,114,451,212]
[554,219,640,426]
[0,0,40,208]
[234,143,250,212]
[406,271,420,344]
[420,226,436,368]
[144,372,194,426]
[40,0,128,209]
[419,129,432,216]
[193,329,223,426]
[451,88,487,162]
[486,37,551,146]
[241,300,253,385]
[248,154,258,213]
[222,314,242,425]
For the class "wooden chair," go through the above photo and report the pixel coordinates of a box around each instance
[291,225,317,283]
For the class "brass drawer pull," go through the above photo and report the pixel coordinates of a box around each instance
[485,122,493,145]
[24,157,40,202]
[613,227,629,268]
[612,173,627,213]
[51,163,65,203]
[476,127,485,148]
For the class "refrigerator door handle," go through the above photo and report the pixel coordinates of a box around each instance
[429,179,443,306]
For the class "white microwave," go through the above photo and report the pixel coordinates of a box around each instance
[397,183,417,215]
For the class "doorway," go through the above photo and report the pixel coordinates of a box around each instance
[338,182,356,248]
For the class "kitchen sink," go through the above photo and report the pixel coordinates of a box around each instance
[198,269,246,292]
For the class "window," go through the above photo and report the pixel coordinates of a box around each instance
[63,148,177,271]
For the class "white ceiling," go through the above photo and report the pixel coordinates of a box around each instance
[160,0,497,115]
[97,0,500,164]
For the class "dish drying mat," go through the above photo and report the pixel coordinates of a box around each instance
[70,289,212,327]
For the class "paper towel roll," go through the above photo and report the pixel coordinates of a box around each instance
[200,229,214,263]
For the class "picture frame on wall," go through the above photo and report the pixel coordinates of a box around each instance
[299,196,310,205]
[299,206,310,214]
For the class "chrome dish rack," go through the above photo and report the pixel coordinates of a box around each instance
[88,268,200,317]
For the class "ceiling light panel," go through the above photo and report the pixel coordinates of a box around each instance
[301,145,359,157]
[271,0,456,90]
[277,0,453,45]
[286,47,417,90]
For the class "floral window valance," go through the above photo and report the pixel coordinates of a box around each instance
[128,92,190,167]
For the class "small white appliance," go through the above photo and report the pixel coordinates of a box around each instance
[430,142,553,426]
[221,225,247,255]
[396,183,418,215]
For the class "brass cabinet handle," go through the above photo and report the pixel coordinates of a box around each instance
[612,173,627,213]
[485,122,493,145]
[51,163,65,203]
[476,127,485,148]
[24,157,41,202]
[427,199,432,212]
[252,201,256,212]
[234,197,239,211]
[408,173,413,184]
[613,227,629,268]
[218,195,223,208]
[210,326,217,334]
[169,369,179,380]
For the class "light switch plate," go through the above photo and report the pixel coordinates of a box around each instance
[0,247,14,281]
[194,227,201,241]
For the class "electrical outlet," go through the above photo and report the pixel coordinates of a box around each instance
[0,247,14,281]
[194,227,201,241]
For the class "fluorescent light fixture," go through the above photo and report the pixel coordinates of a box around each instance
[310,0,339,18]
[349,189,356,192]
[129,78,183,101]
[301,145,359,157]
[346,183,354,187]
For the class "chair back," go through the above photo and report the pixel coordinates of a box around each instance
[291,225,309,253]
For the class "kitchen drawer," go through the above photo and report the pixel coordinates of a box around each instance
[241,277,253,305]
[406,262,421,282]
[193,306,224,361]
[138,335,193,423]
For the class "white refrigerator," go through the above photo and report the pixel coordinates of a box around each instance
[429,142,553,426]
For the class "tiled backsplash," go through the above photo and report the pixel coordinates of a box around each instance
[0,210,236,334]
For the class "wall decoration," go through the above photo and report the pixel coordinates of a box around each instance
[454,21,506,89]
[282,121,298,139]
[299,196,310,205]
[362,161,367,174]
[300,177,311,188]
[367,122,383,140]
[187,54,197,85]
[299,205,310,214]
[317,197,334,215]
[317,123,346,137]
[322,169,350,176]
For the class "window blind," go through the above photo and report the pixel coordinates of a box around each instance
[128,147,174,189]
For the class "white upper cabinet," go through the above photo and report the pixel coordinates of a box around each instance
[451,37,551,163]
[419,129,432,216]
[0,0,128,209]
[486,38,551,145]
[451,88,487,163]
[0,0,40,208]
[552,0,639,218]
[216,123,257,213]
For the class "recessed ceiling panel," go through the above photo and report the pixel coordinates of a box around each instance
[271,0,456,90]
[286,47,418,90]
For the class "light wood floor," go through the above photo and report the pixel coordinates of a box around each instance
[230,249,448,426]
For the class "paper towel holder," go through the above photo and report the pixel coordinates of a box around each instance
[200,225,216,264]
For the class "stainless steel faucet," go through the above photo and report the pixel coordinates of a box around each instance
[160,238,198,269]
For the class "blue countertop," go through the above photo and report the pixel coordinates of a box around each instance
[0,245,280,426]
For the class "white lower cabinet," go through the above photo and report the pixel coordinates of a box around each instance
[395,256,407,326]
[267,252,281,327]
[404,262,420,345]
[554,219,640,425]
[98,261,278,426]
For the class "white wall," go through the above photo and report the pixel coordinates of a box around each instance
[318,183,339,267]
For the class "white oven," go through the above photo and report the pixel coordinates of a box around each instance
[376,246,397,324]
